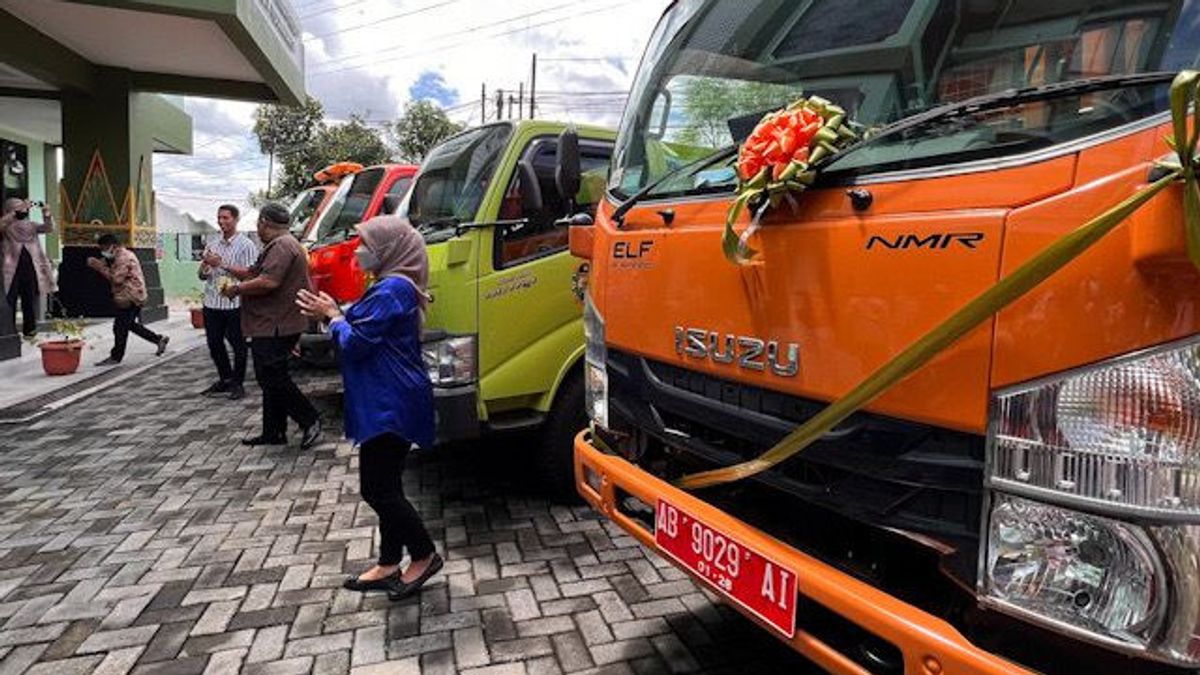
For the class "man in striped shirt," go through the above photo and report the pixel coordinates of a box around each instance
[198,204,258,400]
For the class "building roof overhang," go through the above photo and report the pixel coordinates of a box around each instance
[0,0,304,105]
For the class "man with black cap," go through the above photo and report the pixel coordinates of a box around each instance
[215,202,322,449]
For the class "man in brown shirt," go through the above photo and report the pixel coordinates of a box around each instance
[88,234,169,366]
[217,203,321,448]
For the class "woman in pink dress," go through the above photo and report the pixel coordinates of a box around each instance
[1,198,55,337]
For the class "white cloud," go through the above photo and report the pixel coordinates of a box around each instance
[155,0,669,221]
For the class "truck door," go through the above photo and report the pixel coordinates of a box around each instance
[477,136,613,415]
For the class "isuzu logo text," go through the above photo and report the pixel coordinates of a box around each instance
[674,328,799,377]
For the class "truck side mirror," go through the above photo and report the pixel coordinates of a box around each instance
[517,158,544,218]
[556,126,581,214]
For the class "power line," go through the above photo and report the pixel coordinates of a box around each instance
[306,0,582,75]
[539,56,635,62]
[308,0,637,78]
[295,0,372,22]
[302,0,468,42]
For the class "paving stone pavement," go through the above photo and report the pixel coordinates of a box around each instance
[0,350,815,674]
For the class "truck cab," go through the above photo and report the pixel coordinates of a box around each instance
[409,120,614,491]
[306,162,419,303]
[573,1,1200,674]
[298,162,418,363]
[286,161,362,244]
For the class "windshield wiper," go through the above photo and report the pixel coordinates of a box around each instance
[414,215,462,232]
[835,71,1176,161]
[613,73,1173,220]
[611,145,737,225]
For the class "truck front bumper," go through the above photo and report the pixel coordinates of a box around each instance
[434,384,480,444]
[574,431,1032,675]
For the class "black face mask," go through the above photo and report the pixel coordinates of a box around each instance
[13,211,28,220]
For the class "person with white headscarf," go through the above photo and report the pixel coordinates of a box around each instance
[296,215,440,601]
[1,198,55,336]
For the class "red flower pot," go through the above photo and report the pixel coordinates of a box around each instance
[190,307,205,329]
[39,340,84,376]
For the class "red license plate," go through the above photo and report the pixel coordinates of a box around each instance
[654,499,797,637]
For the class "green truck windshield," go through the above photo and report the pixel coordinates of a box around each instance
[408,123,513,229]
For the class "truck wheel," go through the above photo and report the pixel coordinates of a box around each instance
[537,371,586,501]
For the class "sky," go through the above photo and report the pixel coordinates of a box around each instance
[154,0,669,223]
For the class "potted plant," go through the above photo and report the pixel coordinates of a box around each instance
[28,318,87,376]
[185,291,205,329]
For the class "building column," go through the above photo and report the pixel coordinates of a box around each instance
[0,286,17,360]
[57,68,166,323]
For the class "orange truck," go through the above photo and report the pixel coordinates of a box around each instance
[286,161,363,243]
[571,2,1200,673]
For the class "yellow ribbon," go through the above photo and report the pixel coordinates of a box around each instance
[679,69,1200,491]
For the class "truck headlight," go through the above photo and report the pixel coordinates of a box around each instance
[983,494,1163,645]
[422,334,477,387]
[983,336,1200,665]
[584,294,608,429]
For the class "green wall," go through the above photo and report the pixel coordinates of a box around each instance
[158,233,203,301]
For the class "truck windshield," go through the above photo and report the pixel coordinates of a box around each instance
[313,168,384,243]
[611,0,1200,199]
[287,187,327,240]
[407,123,512,229]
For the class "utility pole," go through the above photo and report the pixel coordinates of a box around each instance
[495,89,505,120]
[508,93,515,120]
[480,83,486,123]
[266,128,275,198]
[529,53,537,119]
[518,82,524,120]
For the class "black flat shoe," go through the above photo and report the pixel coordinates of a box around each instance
[242,435,286,446]
[227,384,245,401]
[387,554,443,601]
[343,572,400,593]
[301,419,323,449]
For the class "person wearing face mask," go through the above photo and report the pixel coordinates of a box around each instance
[88,234,169,365]
[296,215,441,601]
[1,198,56,337]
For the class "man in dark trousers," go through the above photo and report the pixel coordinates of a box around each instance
[199,204,257,400]
[88,234,169,366]
[217,203,321,449]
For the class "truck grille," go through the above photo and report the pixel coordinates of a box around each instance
[603,349,985,615]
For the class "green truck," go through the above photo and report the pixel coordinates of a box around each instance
[408,120,614,492]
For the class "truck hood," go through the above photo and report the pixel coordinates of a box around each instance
[593,156,1079,434]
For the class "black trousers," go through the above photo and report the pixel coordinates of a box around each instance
[111,305,162,361]
[6,248,38,336]
[360,433,435,566]
[203,307,247,385]
[250,335,319,438]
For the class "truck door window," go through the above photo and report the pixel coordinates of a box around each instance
[496,138,612,269]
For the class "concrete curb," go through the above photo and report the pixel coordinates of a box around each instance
[0,341,205,425]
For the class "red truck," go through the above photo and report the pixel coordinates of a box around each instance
[298,162,418,363]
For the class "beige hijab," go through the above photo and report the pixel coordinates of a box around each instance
[357,216,430,305]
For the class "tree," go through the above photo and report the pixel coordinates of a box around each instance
[272,116,392,198]
[674,77,803,148]
[253,96,324,197]
[393,100,464,163]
